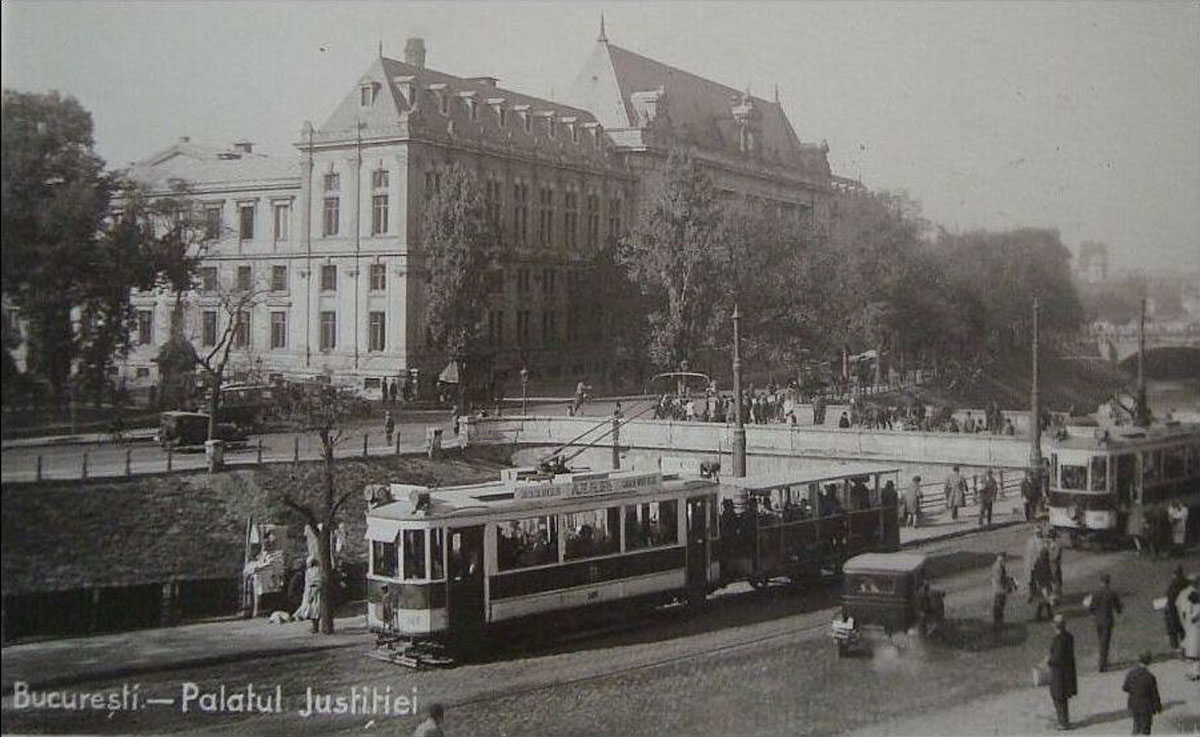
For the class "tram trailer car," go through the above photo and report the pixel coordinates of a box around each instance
[1047,423,1200,545]
[364,464,902,655]
[364,468,721,654]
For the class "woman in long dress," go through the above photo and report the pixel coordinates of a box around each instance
[1177,581,1200,680]
[294,557,327,633]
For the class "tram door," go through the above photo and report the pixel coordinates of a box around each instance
[447,525,486,650]
[686,497,709,597]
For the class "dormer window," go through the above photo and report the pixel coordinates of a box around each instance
[546,117,556,139]
[489,98,507,128]
[428,84,449,116]
[564,118,578,143]
[515,105,531,133]
[360,82,379,107]
[499,107,508,128]
[459,92,479,122]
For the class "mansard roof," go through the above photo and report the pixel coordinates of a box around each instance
[125,139,298,192]
[567,39,830,176]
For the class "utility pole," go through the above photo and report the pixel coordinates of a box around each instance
[1135,296,1149,427]
[732,303,746,478]
[1029,298,1042,476]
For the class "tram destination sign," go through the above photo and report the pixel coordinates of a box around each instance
[514,471,663,501]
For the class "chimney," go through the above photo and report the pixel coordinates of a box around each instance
[233,141,254,154]
[404,37,426,69]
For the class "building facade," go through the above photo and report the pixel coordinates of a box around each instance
[117,29,837,398]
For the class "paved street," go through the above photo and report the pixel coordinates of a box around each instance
[4,520,1195,736]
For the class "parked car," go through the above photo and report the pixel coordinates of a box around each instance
[830,552,944,656]
[157,411,249,449]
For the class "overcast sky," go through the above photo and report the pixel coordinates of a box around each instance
[3,1,1197,273]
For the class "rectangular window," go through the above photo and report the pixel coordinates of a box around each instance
[372,194,389,235]
[322,197,339,236]
[561,507,621,560]
[372,169,389,189]
[369,311,386,352]
[424,171,441,200]
[586,194,600,250]
[624,499,679,549]
[199,266,218,292]
[485,179,502,227]
[488,310,504,346]
[271,265,288,292]
[563,191,578,250]
[538,186,553,247]
[233,311,250,349]
[236,265,252,291]
[543,268,556,294]
[517,310,531,345]
[542,310,557,348]
[320,264,337,292]
[270,311,287,349]
[608,197,622,241]
[319,311,337,350]
[202,310,217,347]
[512,182,529,245]
[430,528,445,580]
[273,203,290,242]
[204,206,221,240]
[402,529,426,580]
[371,539,397,578]
[1060,464,1088,490]
[518,267,531,293]
[238,204,254,241]
[369,263,386,291]
[323,173,340,192]
[496,515,558,571]
[137,310,153,345]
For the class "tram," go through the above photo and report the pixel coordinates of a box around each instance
[1046,423,1200,544]
[364,463,901,657]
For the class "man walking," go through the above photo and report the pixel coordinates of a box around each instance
[1021,471,1039,521]
[1122,651,1162,735]
[904,475,922,528]
[384,410,395,447]
[978,468,998,527]
[1048,614,1077,731]
[991,553,1014,631]
[1046,529,1064,599]
[1089,573,1123,672]
[944,465,965,520]
[1165,565,1188,650]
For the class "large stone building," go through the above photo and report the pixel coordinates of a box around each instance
[117,28,839,398]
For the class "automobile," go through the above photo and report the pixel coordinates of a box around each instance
[830,552,944,656]
[157,411,249,450]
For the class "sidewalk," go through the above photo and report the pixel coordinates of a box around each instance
[1,613,368,692]
[1,428,157,450]
[900,494,1027,548]
[849,655,1199,736]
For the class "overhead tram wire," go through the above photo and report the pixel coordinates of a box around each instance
[539,400,657,466]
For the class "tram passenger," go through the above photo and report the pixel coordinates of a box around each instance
[849,477,870,511]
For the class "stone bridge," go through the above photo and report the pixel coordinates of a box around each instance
[1088,322,1200,363]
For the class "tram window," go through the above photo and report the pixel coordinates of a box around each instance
[625,499,679,550]
[402,529,426,580]
[1164,447,1186,479]
[709,496,719,538]
[562,506,621,560]
[372,539,398,578]
[497,515,558,571]
[1090,456,1108,491]
[430,528,445,580]
[1060,464,1088,491]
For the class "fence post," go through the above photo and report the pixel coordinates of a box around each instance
[395,432,401,455]
[36,455,43,482]
[293,436,300,463]
[125,449,132,478]
[363,433,369,458]
[167,445,173,473]
[257,439,264,465]
[82,452,88,480]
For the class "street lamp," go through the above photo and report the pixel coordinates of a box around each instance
[1029,298,1042,485]
[732,303,746,478]
[520,367,529,414]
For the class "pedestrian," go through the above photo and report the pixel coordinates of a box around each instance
[412,702,446,737]
[1003,418,1015,436]
[1122,651,1162,735]
[904,475,922,528]
[1025,526,1046,602]
[1046,529,1064,598]
[1088,572,1123,672]
[1178,578,1200,681]
[838,411,850,429]
[1047,614,1077,731]
[1021,471,1039,521]
[978,468,998,527]
[1031,546,1056,621]
[389,377,399,405]
[991,553,1015,630]
[384,410,395,446]
[1165,565,1188,650]
[293,556,326,633]
[944,465,965,520]
[1168,501,1189,553]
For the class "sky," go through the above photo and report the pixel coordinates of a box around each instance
[3,1,1198,274]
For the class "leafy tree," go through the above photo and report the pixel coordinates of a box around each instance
[196,276,268,439]
[1,90,111,407]
[620,149,729,369]
[419,164,500,406]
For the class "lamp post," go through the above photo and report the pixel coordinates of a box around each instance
[520,367,529,415]
[732,303,746,478]
[1029,298,1042,480]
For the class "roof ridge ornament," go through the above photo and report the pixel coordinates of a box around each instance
[598,13,608,43]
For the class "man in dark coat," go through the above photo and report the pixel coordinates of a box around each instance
[1089,573,1124,672]
[1122,651,1162,735]
[1048,614,1077,731]
[1165,565,1188,650]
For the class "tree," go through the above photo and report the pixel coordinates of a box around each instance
[419,164,500,407]
[196,277,267,439]
[620,149,730,369]
[266,384,363,634]
[2,90,111,408]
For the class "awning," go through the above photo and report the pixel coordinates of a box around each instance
[364,517,403,543]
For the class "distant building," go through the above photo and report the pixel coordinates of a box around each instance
[115,26,839,397]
